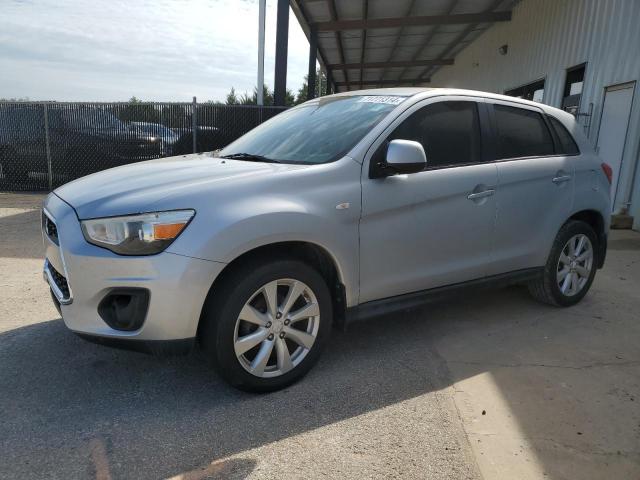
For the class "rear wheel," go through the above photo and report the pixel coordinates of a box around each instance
[528,220,598,307]
[200,258,332,392]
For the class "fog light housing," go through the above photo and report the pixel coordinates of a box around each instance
[98,288,150,331]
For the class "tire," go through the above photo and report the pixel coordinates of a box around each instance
[528,220,598,307]
[200,258,333,392]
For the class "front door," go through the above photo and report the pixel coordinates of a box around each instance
[596,82,636,210]
[359,98,497,304]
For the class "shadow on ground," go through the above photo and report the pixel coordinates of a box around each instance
[0,300,456,479]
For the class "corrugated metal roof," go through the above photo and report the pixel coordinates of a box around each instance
[290,0,521,91]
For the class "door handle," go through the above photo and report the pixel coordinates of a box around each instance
[467,189,495,200]
[552,175,572,184]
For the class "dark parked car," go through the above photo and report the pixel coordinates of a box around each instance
[129,121,179,156]
[170,125,222,155]
[0,106,161,186]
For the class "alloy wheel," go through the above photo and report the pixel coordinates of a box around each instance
[556,233,593,297]
[233,279,320,378]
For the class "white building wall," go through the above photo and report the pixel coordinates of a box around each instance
[431,0,640,228]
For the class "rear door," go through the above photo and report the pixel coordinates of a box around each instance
[487,101,574,274]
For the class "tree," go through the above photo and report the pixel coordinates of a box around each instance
[0,97,30,102]
[224,84,295,107]
[284,89,296,107]
[295,69,328,104]
[226,88,239,105]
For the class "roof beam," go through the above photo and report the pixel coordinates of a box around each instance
[416,0,507,81]
[315,11,511,31]
[329,59,454,70]
[396,0,458,81]
[377,0,418,83]
[335,78,431,87]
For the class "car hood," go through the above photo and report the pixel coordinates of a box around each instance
[75,127,154,141]
[54,153,310,219]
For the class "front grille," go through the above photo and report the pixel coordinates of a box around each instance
[49,263,70,299]
[42,212,59,245]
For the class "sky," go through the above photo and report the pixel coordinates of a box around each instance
[0,0,311,102]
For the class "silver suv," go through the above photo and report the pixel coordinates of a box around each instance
[43,88,611,391]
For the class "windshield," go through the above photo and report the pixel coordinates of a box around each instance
[219,95,406,164]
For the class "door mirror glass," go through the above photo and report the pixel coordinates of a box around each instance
[385,139,427,174]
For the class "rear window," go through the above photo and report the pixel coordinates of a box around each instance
[493,104,555,159]
[548,116,580,155]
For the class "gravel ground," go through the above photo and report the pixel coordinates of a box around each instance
[1,192,638,480]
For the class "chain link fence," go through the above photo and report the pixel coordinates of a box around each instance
[0,101,287,191]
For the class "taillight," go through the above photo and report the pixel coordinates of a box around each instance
[601,163,613,184]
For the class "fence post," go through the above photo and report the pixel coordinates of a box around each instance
[192,96,197,153]
[43,103,53,191]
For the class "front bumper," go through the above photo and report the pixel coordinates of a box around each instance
[43,193,225,343]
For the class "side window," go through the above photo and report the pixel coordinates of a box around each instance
[548,116,580,155]
[389,101,482,168]
[493,104,554,159]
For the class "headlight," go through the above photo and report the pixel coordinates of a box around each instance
[81,210,195,255]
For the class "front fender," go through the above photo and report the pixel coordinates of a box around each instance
[166,196,361,306]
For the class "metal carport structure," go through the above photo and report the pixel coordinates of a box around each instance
[271,0,520,104]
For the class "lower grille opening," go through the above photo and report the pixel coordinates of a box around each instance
[98,288,150,331]
[42,212,59,245]
[49,263,70,299]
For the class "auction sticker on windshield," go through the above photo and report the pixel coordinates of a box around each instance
[357,96,405,105]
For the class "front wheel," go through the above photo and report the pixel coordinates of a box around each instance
[528,220,598,307]
[200,258,332,392]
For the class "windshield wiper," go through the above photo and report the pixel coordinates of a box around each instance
[220,152,280,163]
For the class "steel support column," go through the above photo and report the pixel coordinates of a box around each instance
[257,0,266,105]
[307,26,318,100]
[274,0,289,106]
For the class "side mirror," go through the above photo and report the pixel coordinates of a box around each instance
[384,139,427,175]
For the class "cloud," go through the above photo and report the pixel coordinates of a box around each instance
[0,0,310,101]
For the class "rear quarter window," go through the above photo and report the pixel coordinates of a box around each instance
[548,116,580,155]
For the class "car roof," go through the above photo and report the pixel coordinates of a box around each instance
[330,87,434,97]
[327,87,571,121]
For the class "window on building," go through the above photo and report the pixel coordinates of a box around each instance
[493,104,555,159]
[547,116,580,155]
[388,101,482,168]
[505,79,546,103]
[562,64,586,115]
